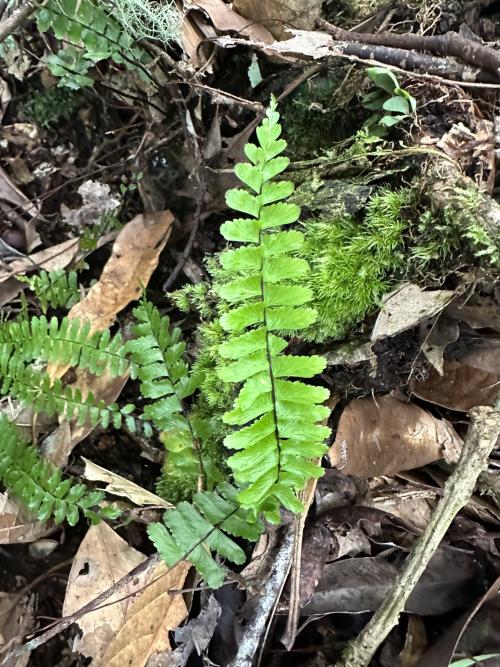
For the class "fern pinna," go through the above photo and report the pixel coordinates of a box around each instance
[216,98,331,521]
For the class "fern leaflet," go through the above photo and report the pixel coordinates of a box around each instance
[18,269,80,313]
[148,482,263,588]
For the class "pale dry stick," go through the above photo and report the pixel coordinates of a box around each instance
[0,0,44,43]
[228,529,295,667]
[335,404,500,667]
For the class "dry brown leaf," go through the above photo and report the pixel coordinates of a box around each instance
[371,284,455,342]
[0,237,79,285]
[329,395,462,477]
[81,459,172,508]
[233,0,322,39]
[67,211,173,333]
[413,341,500,411]
[101,559,190,667]
[187,0,274,43]
[63,522,147,663]
[0,493,55,544]
[445,295,500,332]
[0,592,34,667]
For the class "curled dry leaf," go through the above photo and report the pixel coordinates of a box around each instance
[187,0,274,44]
[0,493,55,544]
[174,595,221,666]
[81,458,172,508]
[233,0,323,40]
[413,340,500,411]
[371,283,455,342]
[101,559,190,667]
[445,295,500,332]
[0,165,40,251]
[329,394,462,477]
[63,522,147,664]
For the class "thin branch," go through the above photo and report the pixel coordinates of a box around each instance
[228,529,295,667]
[335,404,500,667]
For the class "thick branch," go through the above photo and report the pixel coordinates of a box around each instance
[0,0,40,44]
[335,405,500,667]
[317,18,500,77]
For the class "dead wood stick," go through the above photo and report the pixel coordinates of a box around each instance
[317,18,500,77]
[334,404,500,667]
[228,529,295,667]
[0,0,41,43]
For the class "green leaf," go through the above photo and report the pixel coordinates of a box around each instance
[366,66,399,93]
[226,188,261,217]
[382,96,410,115]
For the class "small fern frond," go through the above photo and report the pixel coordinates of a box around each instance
[0,316,128,376]
[0,415,119,525]
[147,482,263,588]
[127,300,218,499]
[0,359,134,429]
[18,270,80,313]
[214,98,331,520]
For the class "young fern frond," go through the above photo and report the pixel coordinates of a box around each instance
[127,300,220,500]
[0,316,128,376]
[215,98,331,521]
[0,415,119,525]
[18,270,80,313]
[147,482,263,588]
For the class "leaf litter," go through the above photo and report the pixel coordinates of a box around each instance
[0,0,500,665]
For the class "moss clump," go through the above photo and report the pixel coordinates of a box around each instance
[20,87,77,128]
[301,188,410,342]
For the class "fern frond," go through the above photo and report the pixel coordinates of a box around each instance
[0,415,119,525]
[147,482,263,588]
[215,98,331,520]
[0,357,134,429]
[18,269,80,313]
[127,300,221,500]
[0,316,128,376]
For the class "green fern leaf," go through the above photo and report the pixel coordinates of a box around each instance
[0,415,119,525]
[215,97,331,518]
[147,483,263,588]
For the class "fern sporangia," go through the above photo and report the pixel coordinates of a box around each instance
[127,300,222,501]
[147,482,263,588]
[0,415,120,525]
[215,97,331,521]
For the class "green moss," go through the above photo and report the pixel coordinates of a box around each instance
[301,188,410,342]
[20,87,77,128]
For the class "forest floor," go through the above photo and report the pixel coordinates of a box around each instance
[1,1,500,666]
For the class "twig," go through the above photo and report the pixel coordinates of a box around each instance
[228,529,295,667]
[0,0,43,44]
[335,404,500,667]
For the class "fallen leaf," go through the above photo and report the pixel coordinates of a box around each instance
[302,547,482,616]
[101,559,190,667]
[233,0,323,39]
[419,316,459,375]
[0,165,40,251]
[63,522,147,663]
[445,295,500,332]
[0,493,55,544]
[65,211,173,334]
[371,284,455,342]
[81,458,172,508]
[187,0,274,44]
[0,237,79,286]
[329,394,462,477]
[413,340,500,411]
[0,77,12,123]
[0,593,34,667]
[174,595,221,666]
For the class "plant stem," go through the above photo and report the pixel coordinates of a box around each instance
[334,404,500,667]
[0,0,42,44]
